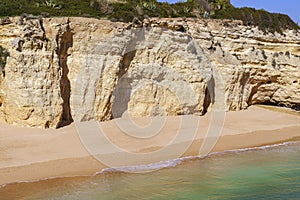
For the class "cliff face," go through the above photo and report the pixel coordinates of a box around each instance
[0,17,299,128]
[187,19,300,111]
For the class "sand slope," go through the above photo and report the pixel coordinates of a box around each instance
[0,106,299,186]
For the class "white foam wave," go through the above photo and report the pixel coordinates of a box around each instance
[96,156,197,175]
[96,141,299,175]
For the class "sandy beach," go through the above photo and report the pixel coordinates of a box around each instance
[0,105,299,189]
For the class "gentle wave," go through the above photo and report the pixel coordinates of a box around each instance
[96,141,299,174]
[1,141,298,189]
[208,141,299,156]
[96,156,198,175]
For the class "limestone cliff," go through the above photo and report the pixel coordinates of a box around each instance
[0,17,299,128]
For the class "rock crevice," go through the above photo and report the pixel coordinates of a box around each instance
[56,22,74,128]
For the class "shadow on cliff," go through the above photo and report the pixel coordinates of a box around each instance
[111,29,146,118]
[0,45,9,77]
[56,30,74,128]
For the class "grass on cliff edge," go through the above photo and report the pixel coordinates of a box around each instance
[0,0,299,33]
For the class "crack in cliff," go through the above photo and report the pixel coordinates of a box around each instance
[56,22,74,128]
[38,19,46,40]
[203,74,215,115]
[0,45,9,77]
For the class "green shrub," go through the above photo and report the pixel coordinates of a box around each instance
[0,0,298,32]
[213,5,299,33]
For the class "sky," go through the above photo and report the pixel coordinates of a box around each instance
[158,0,299,24]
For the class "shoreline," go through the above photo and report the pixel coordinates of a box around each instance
[0,106,300,190]
[1,142,300,200]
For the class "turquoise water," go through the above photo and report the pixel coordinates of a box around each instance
[4,143,300,200]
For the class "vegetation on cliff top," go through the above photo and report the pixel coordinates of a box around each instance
[0,0,298,33]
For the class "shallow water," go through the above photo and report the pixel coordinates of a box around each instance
[2,143,300,200]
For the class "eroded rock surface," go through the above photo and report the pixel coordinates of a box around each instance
[0,17,299,128]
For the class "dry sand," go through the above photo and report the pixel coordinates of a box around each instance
[0,105,299,188]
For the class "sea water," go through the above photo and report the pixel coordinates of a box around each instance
[2,143,300,200]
